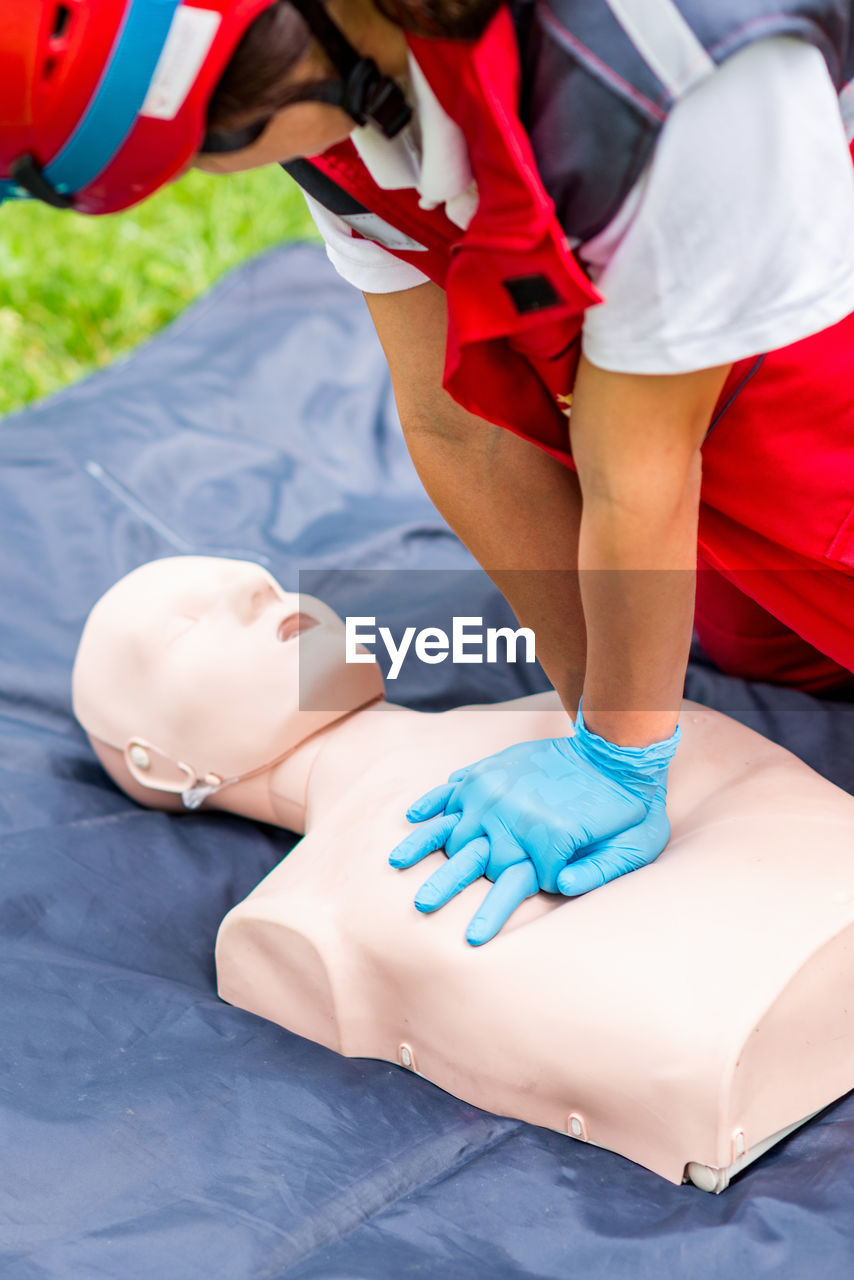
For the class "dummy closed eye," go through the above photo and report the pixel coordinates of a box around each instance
[165,616,197,645]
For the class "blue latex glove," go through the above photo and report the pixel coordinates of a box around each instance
[389,699,680,945]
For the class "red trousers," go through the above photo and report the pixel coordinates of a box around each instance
[692,302,854,694]
[694,557,854,694]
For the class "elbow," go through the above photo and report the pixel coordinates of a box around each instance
[579,446,703,520]
[395,387,498,449]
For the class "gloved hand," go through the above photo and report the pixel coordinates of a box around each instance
[389,699,680,945]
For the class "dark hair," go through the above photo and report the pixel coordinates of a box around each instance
[206,0,503,130]
[206,5,314,130]
[373,0,504,39]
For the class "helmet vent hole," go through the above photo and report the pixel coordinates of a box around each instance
[52,5,72,40]
[42,55,58,82]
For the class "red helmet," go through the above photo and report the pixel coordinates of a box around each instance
[0,0,277,214]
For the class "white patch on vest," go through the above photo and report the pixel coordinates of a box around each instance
[343,212,428,252]
[840,79,854,142]
[140,8,222,121]
[603,0,716,99]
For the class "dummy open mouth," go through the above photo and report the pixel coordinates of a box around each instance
[277,612,319,643]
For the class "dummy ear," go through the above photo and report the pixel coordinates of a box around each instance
[123,739,196,794]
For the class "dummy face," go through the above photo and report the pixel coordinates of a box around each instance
[72,557,383,792]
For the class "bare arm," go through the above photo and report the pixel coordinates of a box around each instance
[365,281,588,712]
[570,354,730,745]
[365,282,731,745]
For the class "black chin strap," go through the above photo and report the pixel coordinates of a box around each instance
[287,0,412,137]
[9,154,74,210]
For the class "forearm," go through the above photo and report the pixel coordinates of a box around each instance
[578,461,700,746]
[570,353,730,747]
[402,405,588,713]
[365,283,587,712]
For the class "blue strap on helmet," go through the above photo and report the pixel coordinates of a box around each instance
[1,0,183,208]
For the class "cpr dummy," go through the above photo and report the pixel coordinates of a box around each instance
[72,556,854,1192]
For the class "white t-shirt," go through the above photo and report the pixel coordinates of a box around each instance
[304,37,854,375]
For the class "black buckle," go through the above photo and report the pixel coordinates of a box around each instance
[341,58,411,136]
[288,0,411,139]
[360,70,413,139]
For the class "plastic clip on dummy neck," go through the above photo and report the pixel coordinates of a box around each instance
[181,778,227,810]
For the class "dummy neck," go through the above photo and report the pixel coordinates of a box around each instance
[209,694,388,832]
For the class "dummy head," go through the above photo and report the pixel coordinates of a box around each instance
[72,557,383,809]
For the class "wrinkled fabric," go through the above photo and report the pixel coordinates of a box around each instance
[1,243,854,1279]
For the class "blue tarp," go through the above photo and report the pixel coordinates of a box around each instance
[2,244,854,1279]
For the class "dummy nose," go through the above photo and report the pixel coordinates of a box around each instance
[221,578,280,623]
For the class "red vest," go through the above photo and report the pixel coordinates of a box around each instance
[307,9,854,674]
[310,8,600,463]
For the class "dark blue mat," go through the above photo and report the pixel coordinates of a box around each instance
[2,244,853,1279]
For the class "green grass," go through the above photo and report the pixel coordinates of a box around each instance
[0,165,318,417]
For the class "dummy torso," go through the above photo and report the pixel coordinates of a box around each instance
[217,689,854,1187]
[72,557,854,1189]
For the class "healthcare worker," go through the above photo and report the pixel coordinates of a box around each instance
[3,0,854,944]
